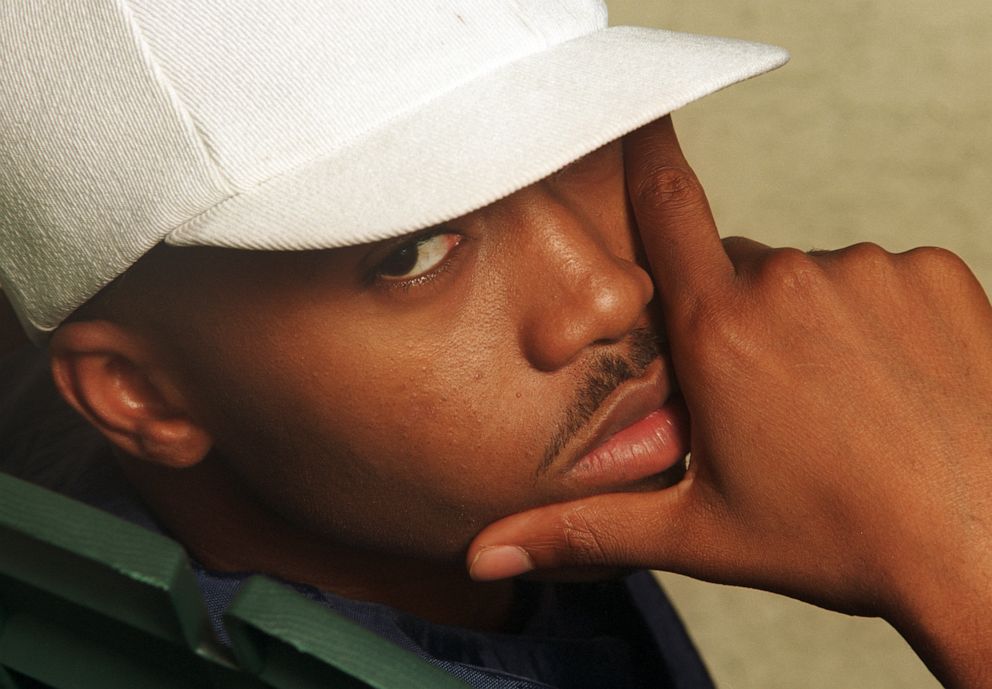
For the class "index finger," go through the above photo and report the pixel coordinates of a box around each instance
[624,117,734,313]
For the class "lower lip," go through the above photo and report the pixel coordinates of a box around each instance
[566,398,690,487]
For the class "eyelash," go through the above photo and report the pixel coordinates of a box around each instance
[367,229,464,292]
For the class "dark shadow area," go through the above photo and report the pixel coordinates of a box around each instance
[0,292,27,357]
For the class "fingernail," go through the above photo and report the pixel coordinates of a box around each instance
[469,546,535,581]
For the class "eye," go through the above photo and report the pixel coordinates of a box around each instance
[375,231,462,281]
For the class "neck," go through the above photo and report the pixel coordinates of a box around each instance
[118,454,517,631]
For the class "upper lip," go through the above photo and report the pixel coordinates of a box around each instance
[555,357,672,476]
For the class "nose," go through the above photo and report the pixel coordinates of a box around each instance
[516,208,654,372]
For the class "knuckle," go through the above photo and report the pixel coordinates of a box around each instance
[840,242,894,271]
[759,248,825,293]
[634,166,703,211]
[902,246,974,282]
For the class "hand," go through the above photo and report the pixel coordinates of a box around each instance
[467,117,992,687]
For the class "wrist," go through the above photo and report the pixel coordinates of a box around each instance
[881,531,992,688]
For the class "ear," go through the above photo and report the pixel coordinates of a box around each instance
[49,320,212,468]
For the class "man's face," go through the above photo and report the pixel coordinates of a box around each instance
[157,121,686,562]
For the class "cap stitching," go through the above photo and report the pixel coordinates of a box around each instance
[507,0,551,47]
[114,0,236,195]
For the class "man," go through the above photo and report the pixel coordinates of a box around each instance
[2,1,990,688]
[0,1,787,686]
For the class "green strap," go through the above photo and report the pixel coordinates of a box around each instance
[226,577,473,689]
[0,472,233,687]
[0,472,209,648]
[0,472,475,689]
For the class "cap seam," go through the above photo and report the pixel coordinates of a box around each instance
[114,0,237,195]
[507,0,551,47]
[168,25,607,245]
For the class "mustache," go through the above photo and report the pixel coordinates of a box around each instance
[537,327,664,476]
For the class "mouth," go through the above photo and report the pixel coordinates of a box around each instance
[561,358,690,490]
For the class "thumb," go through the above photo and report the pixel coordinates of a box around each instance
[467,484,698,581]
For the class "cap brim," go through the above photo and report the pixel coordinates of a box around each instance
[166,26,788,251]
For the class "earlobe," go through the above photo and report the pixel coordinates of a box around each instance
[49,321,212,468]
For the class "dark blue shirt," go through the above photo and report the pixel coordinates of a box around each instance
[0,345,714,689]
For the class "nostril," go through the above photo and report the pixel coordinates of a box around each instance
[521,270,653,372]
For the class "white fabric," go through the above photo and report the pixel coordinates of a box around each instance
[0,0,788,336]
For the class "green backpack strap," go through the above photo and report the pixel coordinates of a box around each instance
[1,470,475,689]
[0,471,253,688]
[225,576,472,689]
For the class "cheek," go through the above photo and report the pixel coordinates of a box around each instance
[171,257,586,558]
[197,325,560,557]
[319,347,535,502]
[291,369,551,555]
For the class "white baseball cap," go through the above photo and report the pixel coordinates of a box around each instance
[0,0,788,338]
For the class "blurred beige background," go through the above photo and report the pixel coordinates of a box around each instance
[605,1,990,687]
